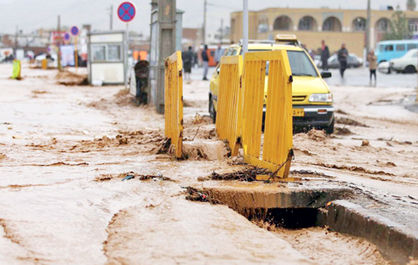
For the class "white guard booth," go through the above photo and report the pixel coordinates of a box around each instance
[88,31,127,85]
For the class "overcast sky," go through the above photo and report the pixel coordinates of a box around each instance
[0,0,407,36]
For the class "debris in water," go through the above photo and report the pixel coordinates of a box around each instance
[122,175,135,181]
[336,117,368,127]
[184,187,220,204]
[209,167,271,182]
[335,127,353,136]
[361,140,370,146]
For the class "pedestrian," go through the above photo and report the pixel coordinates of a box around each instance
[320,40,330,70]
[134,60,149,104]
[201,44,209,81]
[367,49,377,86]
[214,44,223,66]
[182,46,194,82]
[337,43,349,78]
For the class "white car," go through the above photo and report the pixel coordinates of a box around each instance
[378,61,391,74]
[390,49,418,73]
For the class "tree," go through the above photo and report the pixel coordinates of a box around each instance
[407,0,416,11]
[384,10,411,40]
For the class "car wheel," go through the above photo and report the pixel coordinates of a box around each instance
[209,95,216,123]
[325,119,335,135]
[404,65,416,74]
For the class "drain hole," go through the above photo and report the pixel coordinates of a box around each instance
[242,208,319,229]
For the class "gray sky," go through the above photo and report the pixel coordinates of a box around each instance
[0,0,407,36]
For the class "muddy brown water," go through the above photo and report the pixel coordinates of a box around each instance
[0,65,417,264]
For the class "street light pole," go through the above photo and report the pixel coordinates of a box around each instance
[365,0,371,55]
[243,0,248,54]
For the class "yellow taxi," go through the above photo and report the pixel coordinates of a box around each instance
[209,35,334,133]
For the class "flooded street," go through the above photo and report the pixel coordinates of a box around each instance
[0,64,417,264]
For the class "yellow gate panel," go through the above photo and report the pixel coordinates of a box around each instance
[216,55,243,156]
[164,51,183,158]
[241,51,293,178]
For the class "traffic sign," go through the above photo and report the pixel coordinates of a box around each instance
[70,26,79,36]
[64,32,71,41]
[117,2,136,22]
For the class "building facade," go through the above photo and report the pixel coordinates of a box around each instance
[230,7,418,56]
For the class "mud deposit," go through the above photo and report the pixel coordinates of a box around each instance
[0,65,417,264]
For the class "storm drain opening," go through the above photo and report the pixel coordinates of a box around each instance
[241,207,319,229]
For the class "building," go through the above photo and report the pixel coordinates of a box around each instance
[230,7,418,56]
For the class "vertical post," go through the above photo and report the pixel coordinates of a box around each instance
[203,0,207,44]
[75,36,78,71]
[155,0,177,114]
[57,15,62,71]
[110,5,114,30]
[242,0,248,54]
[125,23,129,88]
[220,18,224,44]
[365,0,371,55]
[14,26,18,58]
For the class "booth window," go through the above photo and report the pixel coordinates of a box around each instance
[108,44,122,61]
[91,44,122,62]
[92,45,106,61]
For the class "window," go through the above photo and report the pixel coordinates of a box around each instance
[91,44,122,62]
[407,43,417,50]
[379,45,384,52]
[287,51,318,77]
[298,16,317,31]
[352,17,366,32]
[396,45,405,51]
[92,45,106,61]
[323,17,342,32]
[384,45,394,51]
[107,44,122,61]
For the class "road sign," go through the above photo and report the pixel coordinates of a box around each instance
[117,2,136,22]
[71,26,79,36]
[64,32,71,41]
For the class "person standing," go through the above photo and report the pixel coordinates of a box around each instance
[214,44,223,66]
[182,46,193,82]
[337,43,349,78]
[201,45,209,81]
[367,49,377,86]
[320,40,330,70]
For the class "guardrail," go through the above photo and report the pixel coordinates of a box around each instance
[164,51,183,158]
[241,50,293,178]
[215,55,243,156]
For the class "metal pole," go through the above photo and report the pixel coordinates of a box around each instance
[110,5,113,30]
[75,36,78,72]
[203,0,207,44]
[243,0,248,54]
[57,15,62,71]
[125,23,129,88]
[220,18,224,44]
[365,0,371,55]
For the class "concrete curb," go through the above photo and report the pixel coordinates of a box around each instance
[317,200,418,264]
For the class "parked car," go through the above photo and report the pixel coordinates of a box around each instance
[327,53,363,68]
[376,39,418,63]
[210,37,335,134]
[389,49,418,73]
[377,61,391,74]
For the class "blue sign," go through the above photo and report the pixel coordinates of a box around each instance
[70,26,79,36]
[117,2,136,22]
[64,33,71,41]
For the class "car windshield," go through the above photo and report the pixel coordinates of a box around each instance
[287,51,318,77]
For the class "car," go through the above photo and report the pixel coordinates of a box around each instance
[327,53,363,68]
[389,49,418,73]
[209,36,335,134]
[378,61,391,74]
[376,39,418,64]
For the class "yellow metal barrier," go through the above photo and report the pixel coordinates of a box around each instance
[241,51,293,178]
[216,55,243,156]
[11,59,21,79]
[164,51,183,158]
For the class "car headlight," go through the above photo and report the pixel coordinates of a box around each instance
[309,93,333,103]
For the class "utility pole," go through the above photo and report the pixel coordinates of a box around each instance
[57,15,62,71]
[365,0,371,56]
[14,26,18,58]
[219,18,224,44]
[203,0,207,44]
[109,5,113,30]
[243,0,248,54]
